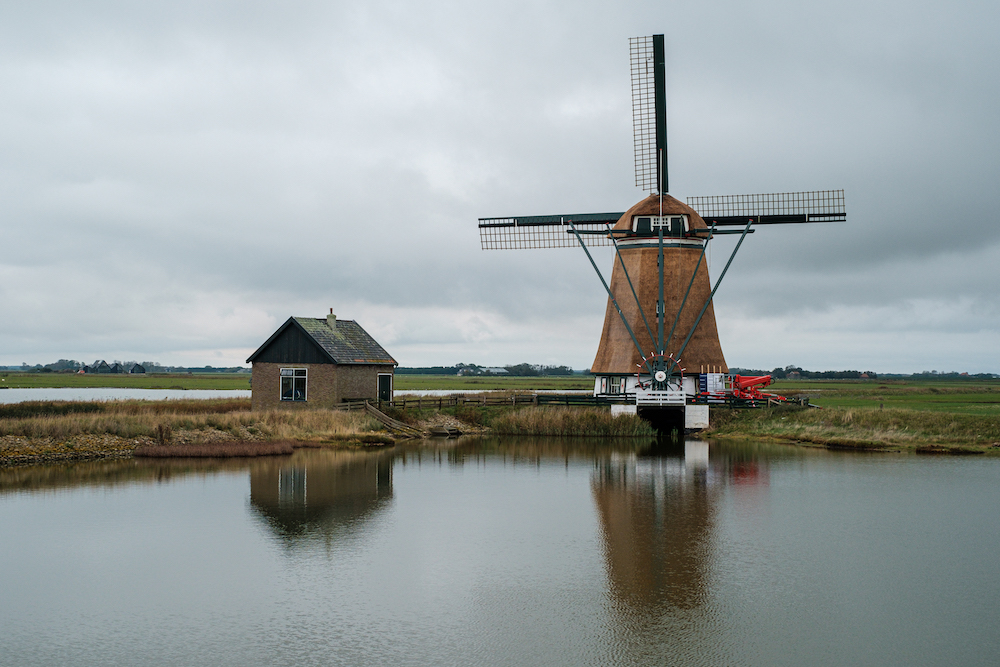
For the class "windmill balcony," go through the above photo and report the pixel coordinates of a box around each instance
[634,388,686,407]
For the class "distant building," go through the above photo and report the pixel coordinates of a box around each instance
[129,363,146,374]
[86,360,111,374]
[109,362,124,374]
[246,310,396,410]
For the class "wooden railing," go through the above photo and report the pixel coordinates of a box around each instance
[380,394,538,410]
[336,394,635,412]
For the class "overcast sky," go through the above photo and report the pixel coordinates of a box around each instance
[1,0,998,373]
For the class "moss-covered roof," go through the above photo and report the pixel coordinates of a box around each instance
[295,317,395,365]
[246,317,396,366]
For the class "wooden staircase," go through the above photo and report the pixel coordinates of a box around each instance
[364,402,425,438]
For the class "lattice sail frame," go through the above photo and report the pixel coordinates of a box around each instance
[630,36,658,193]
[687,190,846,223]
[478,215,620,250]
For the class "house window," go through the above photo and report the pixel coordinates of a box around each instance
[280,368,307,401]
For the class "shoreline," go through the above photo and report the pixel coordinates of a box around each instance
[4,427,998,469]
[0,432,407,468]
[2,394,998,467]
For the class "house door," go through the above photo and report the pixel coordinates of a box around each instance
[377,374,392,402]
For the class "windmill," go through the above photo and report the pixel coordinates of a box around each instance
[478,35,845,420]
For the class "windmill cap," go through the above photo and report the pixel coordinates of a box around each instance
[612,194,706,231]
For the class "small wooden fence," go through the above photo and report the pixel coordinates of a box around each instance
[334,392,797,417]
[337,394,623,413]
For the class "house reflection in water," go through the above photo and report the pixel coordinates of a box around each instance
[249,449,394,547]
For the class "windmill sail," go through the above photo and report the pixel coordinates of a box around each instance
[687,190,845,225]
[477,190,843,249]
[478,213,623,249]
[630,35,667,194]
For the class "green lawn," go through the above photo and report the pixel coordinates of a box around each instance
[770,379,1000,416]
[0,371,592,392]
[393,375,594,391]
[0,372,252,390]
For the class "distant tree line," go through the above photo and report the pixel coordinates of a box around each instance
[729,366,877,379]
[883,370,999,380]
[729,366,998,380]
[501,363,574,376]
[5,360,249,373]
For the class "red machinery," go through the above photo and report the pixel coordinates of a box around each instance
[691,373,811,407]
[730,375,790,402]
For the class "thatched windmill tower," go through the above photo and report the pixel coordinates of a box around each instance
[589,193,727,381]
[479,35,845,423]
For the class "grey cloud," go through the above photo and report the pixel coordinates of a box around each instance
[1,0,998,371]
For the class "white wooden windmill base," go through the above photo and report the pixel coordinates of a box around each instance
[611,401,710,429]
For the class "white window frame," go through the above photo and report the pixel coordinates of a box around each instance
[632,214,689,234]
[279,367,308,402]
[603,376,627,394]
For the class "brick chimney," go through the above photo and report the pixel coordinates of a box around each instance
[326,308,336,331]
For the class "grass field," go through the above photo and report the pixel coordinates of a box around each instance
[770,379,1000,416]
[0,372,592,392]
[704,378,1000,452]
[394,375,593,391]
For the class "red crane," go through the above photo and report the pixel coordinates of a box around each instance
[731,375,790,402]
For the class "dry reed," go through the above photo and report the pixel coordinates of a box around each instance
[0,400,379,443]
[489,407,656,437]
[707,406,1000,449]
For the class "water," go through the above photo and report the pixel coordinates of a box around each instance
[1,438,998,666]
[0,387,251,403]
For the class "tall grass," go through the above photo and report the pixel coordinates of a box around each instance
[0,401,106,419]
[0,399,378,442]
[707,406,1000,448]
[489,407,656,437]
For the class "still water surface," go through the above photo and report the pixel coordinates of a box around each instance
[1,438,998,666]
[0,387,251,403]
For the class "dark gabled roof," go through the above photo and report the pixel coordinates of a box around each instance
[246,317,396,366]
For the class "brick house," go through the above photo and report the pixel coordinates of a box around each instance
[246,311,396,410]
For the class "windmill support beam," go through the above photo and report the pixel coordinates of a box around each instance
[665,222,717,364]
[673,218,753,367]
[607,224,657,350]
[569,223,657,379]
